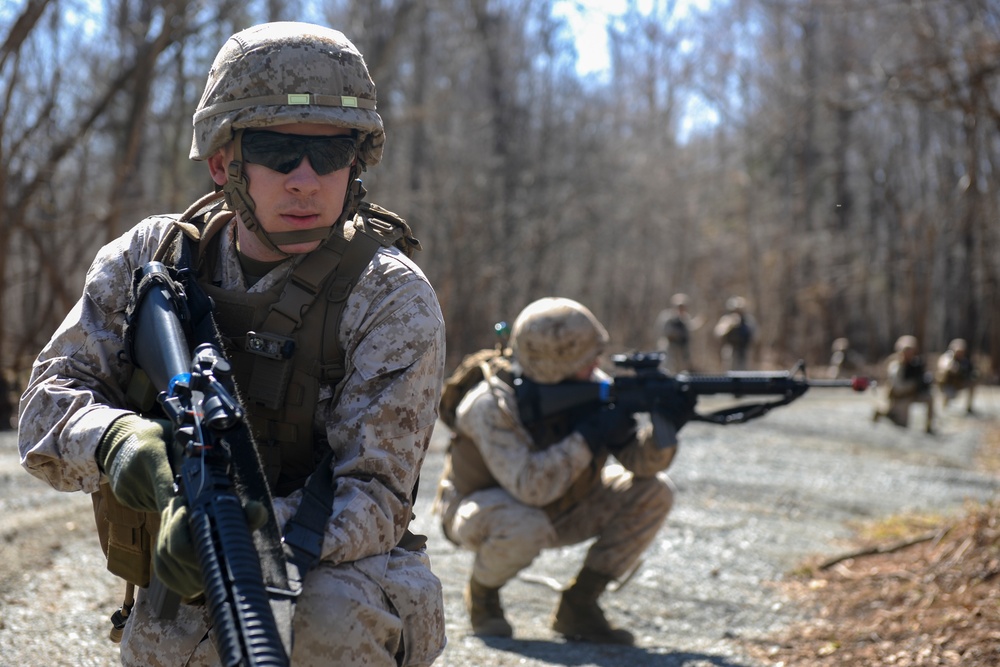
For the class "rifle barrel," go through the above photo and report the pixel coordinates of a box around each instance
[805,376,872,391]
[674,372,871,393]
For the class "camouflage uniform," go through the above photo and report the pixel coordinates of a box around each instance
[873,335,934,434]
[936,338,977,414]
[713,296,755,371]
[826,337,865,380]
[654,293,702,374]
[435,298,675,644]
[18,22,445,667]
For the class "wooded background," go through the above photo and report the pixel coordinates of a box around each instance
[2,0,999,398]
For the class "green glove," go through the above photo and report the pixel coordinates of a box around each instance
[155,496,270,598]
[96,414,175,513]
[154,496,203,598]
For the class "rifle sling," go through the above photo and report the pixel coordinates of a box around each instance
[281,449,336,578]
[693,394,799,425]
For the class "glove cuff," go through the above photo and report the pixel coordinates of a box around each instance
[96,413,173,513]
[96,413,147,473]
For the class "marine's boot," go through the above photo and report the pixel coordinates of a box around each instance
[552,567,634,645]
[466,578,513,637]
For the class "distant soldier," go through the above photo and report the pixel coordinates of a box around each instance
[936,338,977,414]
[654,293,703,373]
[826,337,865,380]
[873,335,934,434]
[713,296,755,371]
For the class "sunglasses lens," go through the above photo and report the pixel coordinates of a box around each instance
[306,138,357,175]
[242,132,356,175]
[242,132,301,172]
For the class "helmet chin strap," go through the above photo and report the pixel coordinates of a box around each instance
[222,128,367,257]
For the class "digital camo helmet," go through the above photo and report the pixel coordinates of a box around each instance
[191,22,384,255]
[510,297,610,384]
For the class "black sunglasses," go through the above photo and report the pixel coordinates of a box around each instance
[241,130,357,175]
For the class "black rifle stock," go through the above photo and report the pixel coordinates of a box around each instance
[131,261,289,667]
[516,351,871,447]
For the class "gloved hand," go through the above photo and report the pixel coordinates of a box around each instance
[155,495,202,598]
[96,414,175,513]
[575,406,638,453]
[155,496,270,599]
[665,391,698,431]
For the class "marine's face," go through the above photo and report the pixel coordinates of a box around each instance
[209,122,355,261]
[570,358,600,381]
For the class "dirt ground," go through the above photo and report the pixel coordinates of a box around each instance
[744,436,1000,667]
[1,386,999,667]
[747,498,1000,666]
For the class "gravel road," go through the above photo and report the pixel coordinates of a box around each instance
[1,387,998,667]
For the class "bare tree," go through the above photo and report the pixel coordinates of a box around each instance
[6,0,1000,391]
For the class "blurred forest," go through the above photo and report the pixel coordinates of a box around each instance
[2,0,1000,405]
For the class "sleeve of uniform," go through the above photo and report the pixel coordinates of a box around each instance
[307,248,446,565]
[17,220,167,493]
[456,381,594,507]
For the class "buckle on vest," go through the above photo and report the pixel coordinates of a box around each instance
[246,331,296,360]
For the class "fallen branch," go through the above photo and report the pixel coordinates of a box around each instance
[818,526,952,571]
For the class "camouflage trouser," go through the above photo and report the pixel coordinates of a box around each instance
[665,342,693,374]
[721,344,749,371]
[884,394,934,430]
[940,380,975,411]
[444,463,674,588]
[120,549,445,667]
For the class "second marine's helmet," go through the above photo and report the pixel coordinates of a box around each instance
[510,297,609,384]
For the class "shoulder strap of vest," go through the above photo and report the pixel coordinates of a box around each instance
[319,218,385,384]
[249,199,409,341]
[152,191,232,270]
[318,202,415,384]
[358,200,422,257]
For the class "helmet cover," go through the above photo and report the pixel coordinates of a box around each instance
[510,297,609,384]
[191,21,384,166]
[895,335,919,352]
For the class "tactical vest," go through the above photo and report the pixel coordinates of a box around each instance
[93,193,417,588]
[663,316,689,345]
[721,315,751,347]
[442,361,606,523]
[200,212,404,496]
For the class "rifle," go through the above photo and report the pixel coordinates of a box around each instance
[515,351,871,448]
[129,261,290,667]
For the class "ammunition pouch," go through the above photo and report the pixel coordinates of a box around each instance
[91,482,159,588]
